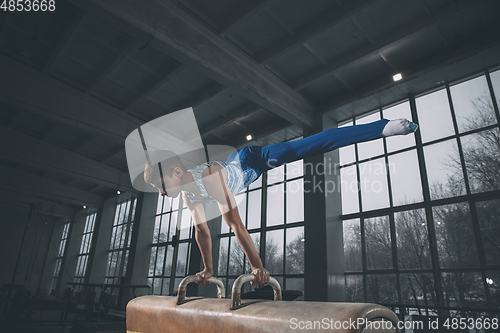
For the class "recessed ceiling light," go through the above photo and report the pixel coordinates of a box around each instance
[246,135,252,141]
[117,190,121,194]
[83,205,86,209]
[393,73,402,81]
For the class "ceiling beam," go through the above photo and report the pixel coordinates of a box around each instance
[0,125,135,192]
[321,23,500,115]
[43,11,87,73]
[219,0,278,36]
[83,0,314,128]
[100,145,125,164]
[86,38,145,94]
[259,0,379,64]
[241,121,293,147]
[175,83,226,110]
[125,63,185,113]
[41,123,61,141]
[0,163,103,208]
[200,105,260,138]
[293,0,480,91]
[0,54,142,145]
[71,135,94,152]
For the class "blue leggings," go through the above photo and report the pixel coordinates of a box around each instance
[227,118,389,175]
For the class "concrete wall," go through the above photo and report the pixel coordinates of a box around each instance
[323,115,346,302]
[0,202,57,296]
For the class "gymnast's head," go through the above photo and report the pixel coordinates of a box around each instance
[144,150,186,198]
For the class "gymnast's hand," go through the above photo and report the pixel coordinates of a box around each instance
[196,269,213,285]
[251,266,270,285]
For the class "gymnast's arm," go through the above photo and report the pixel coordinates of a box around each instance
[181,191,213,285]
[202,166,270,285]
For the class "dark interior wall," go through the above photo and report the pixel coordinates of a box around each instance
[0,203,55,295]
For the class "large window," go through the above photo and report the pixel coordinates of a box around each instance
[149,194,193,295]
[74,211,96,285]
[218,159,305,299]
[104,197,137,286]
[50,221,70,294]
[340,69,500,317]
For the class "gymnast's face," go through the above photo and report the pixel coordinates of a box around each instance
[150,167,183,198]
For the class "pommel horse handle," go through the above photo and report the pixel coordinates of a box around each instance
[176,275,225,305]
[230,274,282,310]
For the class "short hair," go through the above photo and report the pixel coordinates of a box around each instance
[143,150,186,185]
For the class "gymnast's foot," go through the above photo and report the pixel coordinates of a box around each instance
[382,118,418,137]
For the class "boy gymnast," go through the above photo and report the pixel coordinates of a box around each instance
[144,118,418,286]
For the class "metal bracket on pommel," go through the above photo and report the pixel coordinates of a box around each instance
[176,275,225,305]
[230,273,282,310]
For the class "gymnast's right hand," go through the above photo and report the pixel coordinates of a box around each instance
[196,269,213,285]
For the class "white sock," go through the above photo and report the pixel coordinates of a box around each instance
[382,118,416,137]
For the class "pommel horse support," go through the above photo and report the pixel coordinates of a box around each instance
[126,274,400,333]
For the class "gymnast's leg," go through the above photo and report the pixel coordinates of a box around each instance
[256,118,417,172]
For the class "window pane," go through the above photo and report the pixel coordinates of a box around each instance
[156,194,163,215]
[490,69,500,106]
[359,158,390,211]
[461,128,500,193]
[395,209,431,269]
[286,159,303,179]
[441,272,486,308]
[340,165,359,214]
[388,150,423,206]
[229,236,244,275]
[172,195,180,211]
[163,196,172,214]
[345,275,364,302]
[249,175,262,189]
[152,216,160,244]
[247,190,261,229]
[164,246,173,276]
[245,233,261,274]
[169,211,178,240]
[176,243,189,276]
[162,278,171,296]
[416,88,455,143]
[179,209,191,240]
[383,101,416,152]
[423,139,466,200]
[339,121,355,165]
[476,199,500,265]
[286,227,304,274]
[365,216,392,270]
[218,237,229,275]
[155,247,165,276]
[267,165,284,185]
[433,203,479,268]
[486,271,500,308]
[265,229,284,274]
[237,193,247,227]
[267,184,286,227]
[343,219,362,272]
[286,179,304,223]
[148,247,157,276]
[159,214,169,243]
[400,273,436,306]
[221,218,230,234]
[356,112,384,160]
[366,274,398,304]
[450,75,496,133]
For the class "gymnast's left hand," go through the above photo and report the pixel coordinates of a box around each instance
[250,266,270,285]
